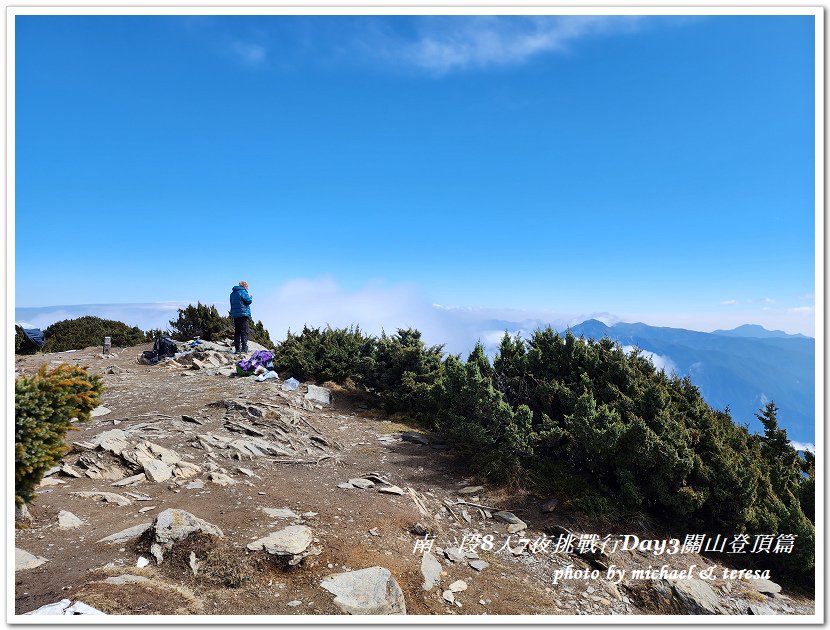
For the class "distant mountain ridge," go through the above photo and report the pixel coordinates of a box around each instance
[564,320,814,444]
[711,324,808,339]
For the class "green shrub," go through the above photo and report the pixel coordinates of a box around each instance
[433,346,551,480]
[168,303,274,348]
[169,303,228,341]
[363,328,444,415]
[42,316,145,353]
[273,325,377,384]
[268,322,814,584]
[15,364,103,506]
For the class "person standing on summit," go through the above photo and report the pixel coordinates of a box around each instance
[230,281,253,354]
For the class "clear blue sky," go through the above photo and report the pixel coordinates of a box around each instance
[14,14,817,334]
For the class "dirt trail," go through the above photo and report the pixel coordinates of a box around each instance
[14,344,815,617]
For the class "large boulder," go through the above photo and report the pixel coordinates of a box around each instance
[15,548,48,571]
[670,578,728,615]
[320,566,406,614]
[149,509,224,564]
[96,522,153,544]
[420,551,442,590]
[247,525,318,565]
[305,385,331,405]
[747,577,782,597]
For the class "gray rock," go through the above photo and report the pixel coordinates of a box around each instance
[442,590,455,603]
[90,406,112,417]
[338,482,356,490]
[172,461,201,479]
[444,547,464,563]
[401,432,429,445]
[262,507,301,520]
[492,511,523,525]
[96,522,153,544]
[15,548,48,571]
[469,560,490,572]
[420,551,442,590]
[747,577,782,596]
[247,525,314,564]
[412,523,430,537]
[185,480,204,490]
[92,429,132,455]
[378,485,405,495]
[149,509,223,564]
[507,520,528,534]
[320,566,406,615]
[60,463,83,478]
[747,603,776,615]
[71,491,132,506]
[111,473,146,487]
[670,578,728,615]
[208,472,236,486]
[448,580,468,592]
[458,485,484,495]
[141,458,173,483]
[348,478,375,489]
[57,510,83,529]
[14,503,32,523]
[123,491,152,501]
[305,385,331,405]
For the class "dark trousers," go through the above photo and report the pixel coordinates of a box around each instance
[233,317,249,352]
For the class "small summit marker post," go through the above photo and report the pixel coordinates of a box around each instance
[103,336,111,354]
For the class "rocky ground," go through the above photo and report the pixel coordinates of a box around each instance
[14,341,816,617]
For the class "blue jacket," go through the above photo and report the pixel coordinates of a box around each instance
[230,285,252,318]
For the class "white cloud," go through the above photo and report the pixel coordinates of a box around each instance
[762,297,776,304]
[381,16,645,74]
[788,306,814,314]
[255,277,580,355]
[15,279,816,357]
[621,345,677,375]
[720,299,738,306]
[790,441,815,454]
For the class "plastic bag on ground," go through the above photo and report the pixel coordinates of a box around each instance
[256,370,279,382]
[282,377,300,391]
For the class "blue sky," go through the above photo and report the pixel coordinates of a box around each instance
[14,14,817,338]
